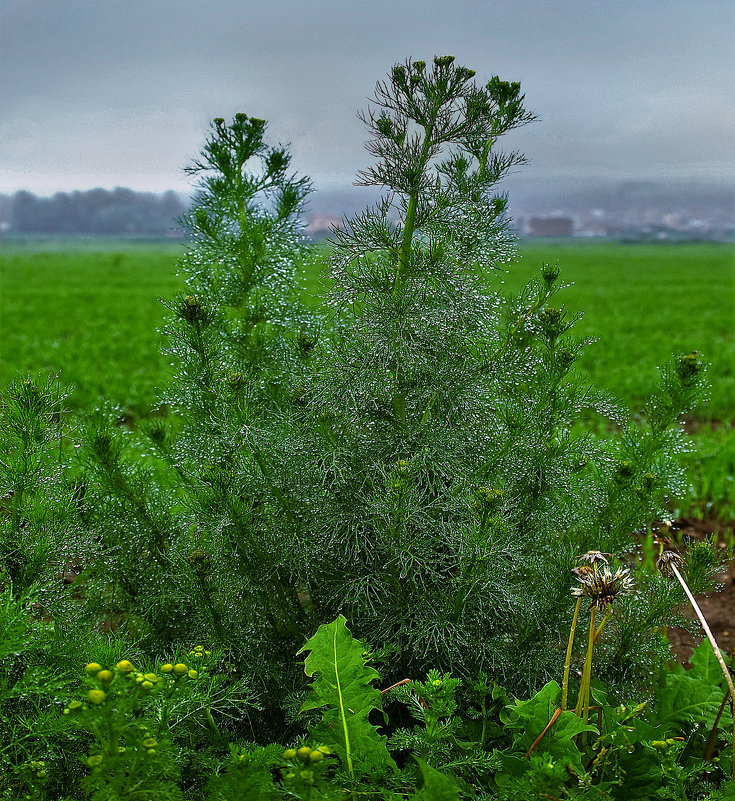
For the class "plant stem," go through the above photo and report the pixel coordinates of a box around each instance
[575,607,596,723]
[561,597,582,711]
[670,563,735,780]
[593,605,613,644]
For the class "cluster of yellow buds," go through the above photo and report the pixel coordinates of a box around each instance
[21,760,47,780]
[66,655,203,717]
[283,745,331,764]
[281,746,332,785]
[161,661,198,680]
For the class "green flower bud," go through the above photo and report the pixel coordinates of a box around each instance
[676,351,701,386]
[187,549,211,577]
[538,307,565,339]
[392,65,406,85]
[541,262,560,283]
[297,746,312,763]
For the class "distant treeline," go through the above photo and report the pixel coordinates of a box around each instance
[1,188,188,235]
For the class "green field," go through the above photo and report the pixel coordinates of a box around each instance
[2,236,733,522]
[2,237,732,416]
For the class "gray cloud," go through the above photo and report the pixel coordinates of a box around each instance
[1,0,732,194]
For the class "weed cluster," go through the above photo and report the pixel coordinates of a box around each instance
[1,56,732,799]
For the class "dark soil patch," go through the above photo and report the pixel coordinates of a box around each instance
[663,517,735,664]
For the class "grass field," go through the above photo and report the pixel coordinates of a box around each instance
[2,235,733,521]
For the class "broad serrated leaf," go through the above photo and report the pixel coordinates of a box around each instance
[607,743,666,801]
[690,638,731,687]
[651,670,727,733]
[298,615,395,777]
[415,758,461,800]
[502,680,596,773]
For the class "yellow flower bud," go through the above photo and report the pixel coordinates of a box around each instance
[141,681,153,690]
[317,745,331,755]
[116,660,135,674]
[187,669,198,679]
[96,670,114,683]
[84,663,102,675]
[66,699,84,716]
[161,663,174,673]
[283,748,297,759]
[297,746,312,762]
[172,663,188,676]
[309,750,324,762]
[143,673,158,683]
[87,754,103,767]
[87,689,106,705]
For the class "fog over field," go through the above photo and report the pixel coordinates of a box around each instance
[1,0,733,198]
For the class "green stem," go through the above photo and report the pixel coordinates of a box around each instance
[9,480,25,535]
[593,606,613,644]
[561,597,582,711]
[393,120,436,294]
[204,707,221,737]
[575,607,596,722]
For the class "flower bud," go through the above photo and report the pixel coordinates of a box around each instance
[541,263,560,284]
[84,663,102,675]
[87,689,106,705]
[116,660,135,675]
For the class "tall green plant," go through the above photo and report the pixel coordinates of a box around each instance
[292,56,706,693]
[12,58,709,741]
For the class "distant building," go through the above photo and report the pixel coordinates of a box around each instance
[525,216,574,237]
[305,214,343,240]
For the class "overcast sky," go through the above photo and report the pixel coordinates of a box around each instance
[1,0,733,197]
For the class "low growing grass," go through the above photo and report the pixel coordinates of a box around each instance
[1,236,732,524]
[1,238,185,416]
[506,240,734,423]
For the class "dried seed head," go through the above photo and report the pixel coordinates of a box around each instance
[575,550,612,566]
[572,566,633,610]
[656,549,686,577]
